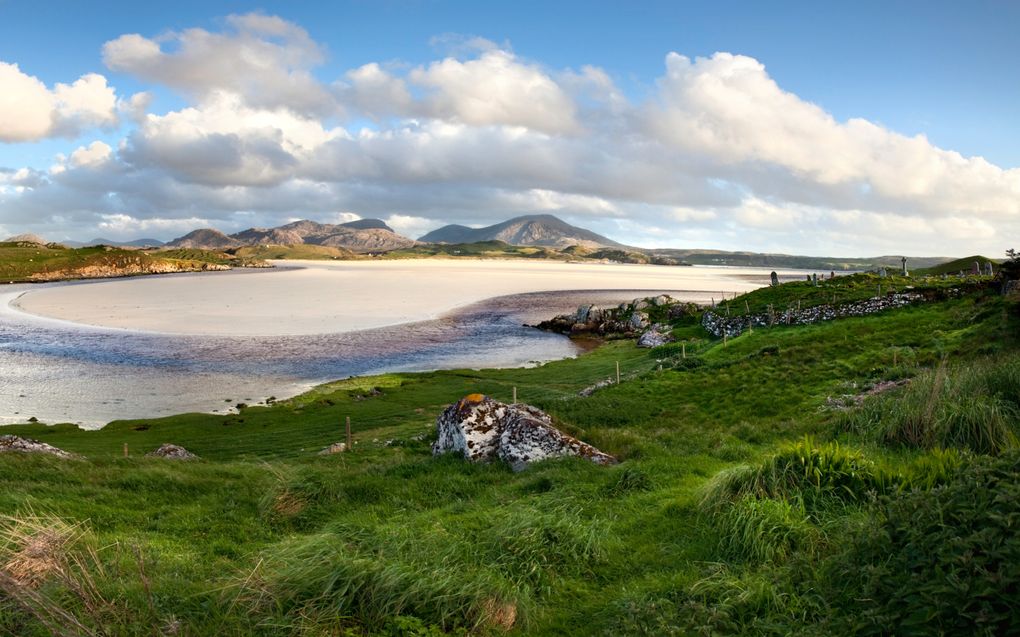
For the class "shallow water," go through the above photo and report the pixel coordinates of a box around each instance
[0,286,687,428]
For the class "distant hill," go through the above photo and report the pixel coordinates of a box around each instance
[3,233,48,245]
[914,255,999,276]
[646,248,953,271]
[72,238,166,248]
[167,229,244,250]
[166,218,413,253]
[419,214,625,249]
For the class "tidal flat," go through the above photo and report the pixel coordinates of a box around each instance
[1,260,805,428]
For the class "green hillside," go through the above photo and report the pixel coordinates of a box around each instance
[1,268,1018,635]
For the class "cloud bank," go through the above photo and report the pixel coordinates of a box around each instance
[1,13,1017,257]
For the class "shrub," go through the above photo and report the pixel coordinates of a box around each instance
[826,451,1020,635]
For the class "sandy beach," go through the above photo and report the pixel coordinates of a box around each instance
[10,260,805,336]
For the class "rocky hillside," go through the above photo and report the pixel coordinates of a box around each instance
[419,214,625,249]
[0,242,245,283]
[167,219,414,253]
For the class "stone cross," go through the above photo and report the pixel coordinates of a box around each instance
[901,257,908,276]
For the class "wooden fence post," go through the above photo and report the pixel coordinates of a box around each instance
[345,416,352,451]
[616,361,621,385]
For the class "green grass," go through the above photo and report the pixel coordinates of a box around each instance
[0,243,264,282]
[0,278,1017,635]
[914,254,998,276]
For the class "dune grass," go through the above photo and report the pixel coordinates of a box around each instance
[0,278,1017,634]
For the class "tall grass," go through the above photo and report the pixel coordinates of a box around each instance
[700,438,881,514]
[242,505,610,633]
[841,357,1020,454]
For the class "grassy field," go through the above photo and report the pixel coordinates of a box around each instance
[1,272,1018,635]
[0,242,264,282]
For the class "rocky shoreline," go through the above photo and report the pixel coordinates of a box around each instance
[532,294,698,348]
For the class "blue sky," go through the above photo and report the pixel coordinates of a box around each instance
[0,0,1017,255]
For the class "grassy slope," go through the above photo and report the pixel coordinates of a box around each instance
[0,242,262,282]
[913,254,998,276]
[0,278,1016,635]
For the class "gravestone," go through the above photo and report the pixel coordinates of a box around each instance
[812,273,818,286]
[973,261,981,275]
[878,268,887,278]
[770,271,779,287]
[985,262,994,276]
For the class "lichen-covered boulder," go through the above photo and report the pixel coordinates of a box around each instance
[146,443,198,460]
[433,394,616,471]
[629,312,648,329]
[497,411,616,472]
[0,435,75,459]
[433,393,513,462]
[637,327,671,348]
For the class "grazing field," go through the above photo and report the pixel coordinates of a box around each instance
[1,271,1018,635]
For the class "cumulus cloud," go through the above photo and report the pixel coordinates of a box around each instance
[1,16,1017,257]
[0,62,118,142]
[69,141,113,168]
[102,13,335,116]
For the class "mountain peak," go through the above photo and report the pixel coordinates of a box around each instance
[418,215,624,248]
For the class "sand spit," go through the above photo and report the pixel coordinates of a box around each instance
[10,260,802,337]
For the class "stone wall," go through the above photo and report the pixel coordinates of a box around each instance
[701,292,924,337]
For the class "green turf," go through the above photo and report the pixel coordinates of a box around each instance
[0,277,1017,635]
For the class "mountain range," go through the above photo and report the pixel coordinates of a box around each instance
[166,219,414,253]
[11,214,956,270]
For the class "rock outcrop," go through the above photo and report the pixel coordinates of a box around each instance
[0,435,75,459]
[146,443,198,460]
[433,394,616,471]
[637,325,672,348]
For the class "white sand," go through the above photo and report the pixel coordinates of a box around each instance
[10,259,804,336]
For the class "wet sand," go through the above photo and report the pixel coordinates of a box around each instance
[10,260,802,336]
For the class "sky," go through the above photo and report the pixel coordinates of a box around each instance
[0,1,1017,257]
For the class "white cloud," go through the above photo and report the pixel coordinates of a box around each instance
[384,214,442,238]
[70,141,113,168]
[408,50,579,134]
[646,52,1020,217]
[1,15,1017,258]
[102,13,335,116]
[0,62,118,142]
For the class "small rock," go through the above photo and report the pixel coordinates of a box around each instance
[579,378,615,397]
[146,444,198,460]
[318,442,347,455]
[0,435,75,459]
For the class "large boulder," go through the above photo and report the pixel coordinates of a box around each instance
[146,443,198,460]
[637,326,672,348]
[433,394,616,471]
[0,435,75,459]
